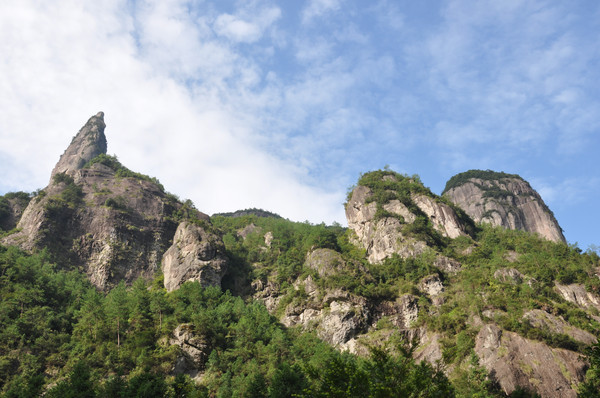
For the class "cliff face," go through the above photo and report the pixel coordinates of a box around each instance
[443,170,565,243]
[2,113,226,290]
[50,112,107,181]
[345,171,469,263]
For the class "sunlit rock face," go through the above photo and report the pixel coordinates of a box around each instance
[475,324,586,398]
[345,174,468,264]
[50,112,107,181]
[443,170,565,243]
[345,185,427,263]
[162,221,229,292]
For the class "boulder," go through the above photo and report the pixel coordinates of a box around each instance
[170,324,210,381]
[162,221,229,292]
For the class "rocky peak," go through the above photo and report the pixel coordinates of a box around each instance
[50,112,107,181]
[443,170,565,243]
[2,113,222,291]
[345,170,470,263]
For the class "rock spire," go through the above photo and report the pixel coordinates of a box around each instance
[50,112,107,181]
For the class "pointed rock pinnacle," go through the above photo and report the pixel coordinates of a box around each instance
[50,112,108,181]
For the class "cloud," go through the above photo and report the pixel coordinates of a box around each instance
[0,0,346,224]
[418,0,600,169]
[302,0,343,24]
[213,6,281,43]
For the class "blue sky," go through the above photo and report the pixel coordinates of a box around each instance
[0,0,598,250]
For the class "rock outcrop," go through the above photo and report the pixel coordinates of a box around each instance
[475,324,586,397]
[0,192,30,231]
[2,113,221,290]
[443,170,565,243]
[162,221,229,292]
[555,283,600,313]
[170,323,210,381]
[50,112,107,181]
[523,309,597,345]
[345,172,469,263]
[279,282,370,347]
[411,194,466,239]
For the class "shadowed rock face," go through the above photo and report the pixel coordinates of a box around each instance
[2,113,219,290]
[443,171,565,243]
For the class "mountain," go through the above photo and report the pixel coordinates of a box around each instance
[1,113,227,291]
[443,170,565,243]
[1,114,599,397]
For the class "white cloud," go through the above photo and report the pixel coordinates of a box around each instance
[213,6,280,43]
[0,0,345,224]
[214,14,262,42]
[302,0,343,24]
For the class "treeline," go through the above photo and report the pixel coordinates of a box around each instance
[0,244,454,397]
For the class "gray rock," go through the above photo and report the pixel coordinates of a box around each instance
[555,283,600,312]
[475,324,586,397]
[444,174,565,243]
[523,309,596,345]
[50,112,107,181]
[493,268,525,284]
[433,255,462,273]
[3,113,217,290]
[411,194,467,239]
[170,324,210,381]
[162,221,229,292]
[345,185,427,263]
[304,248,346,277]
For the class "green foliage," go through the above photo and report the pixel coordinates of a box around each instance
[579,341,600,397]
[103,196,128,211]
[0,191,31,230]
[443,169,522,194]
[0,246,91,392]
[84,154,164,191]
[302,341,455,397]
[50,173,84,208]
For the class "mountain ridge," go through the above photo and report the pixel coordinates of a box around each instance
[1,113,599,397]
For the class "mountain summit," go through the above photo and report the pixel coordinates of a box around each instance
[2,113,227,290]
[443,170,565,243]
[50,112,107,181]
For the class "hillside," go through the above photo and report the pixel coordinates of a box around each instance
[0,114,599,397]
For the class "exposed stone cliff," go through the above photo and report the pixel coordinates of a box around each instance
[345,171,470,263]
[443,170,565,243]
[2,113,225,290]
[162,221,229,292]
[50,112,107,181]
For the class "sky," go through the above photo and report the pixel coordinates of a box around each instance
[0,0,599,250]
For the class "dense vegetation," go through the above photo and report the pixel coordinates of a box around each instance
[0,192,31,232]
[0,244,454,397]
[2,167,599,396]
